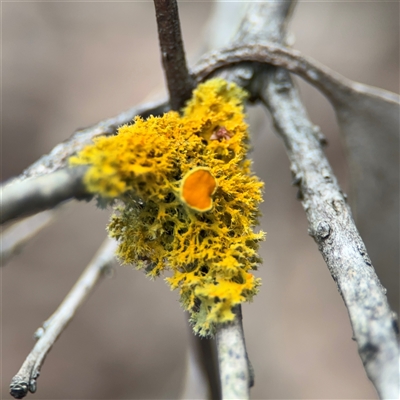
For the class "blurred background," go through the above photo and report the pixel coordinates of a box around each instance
[2,1,399,399]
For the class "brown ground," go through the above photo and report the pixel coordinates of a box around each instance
[2,2,399,399]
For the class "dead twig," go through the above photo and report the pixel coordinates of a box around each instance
[258,67,399,399]
[215,306,253,400]
[193,42,399,104]
[1,166,89,225]
[201,4,399,396]
[14,99,168,184]
[1,100,167,225]
[9,238,118,399]
[153,0,194,110]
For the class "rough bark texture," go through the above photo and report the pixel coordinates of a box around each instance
[216,307,251,400]
[259,68,399,399]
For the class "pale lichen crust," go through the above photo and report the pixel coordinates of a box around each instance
[70,78,265,336]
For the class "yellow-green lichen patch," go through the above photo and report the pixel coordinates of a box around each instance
[70,78,265,336]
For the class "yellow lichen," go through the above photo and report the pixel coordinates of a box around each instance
[70,78,265,336]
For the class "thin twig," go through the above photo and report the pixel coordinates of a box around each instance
[9,238,118,399]
[1,166,90,225]
[193,42,400,104]
[153,0,195,110]
[1,210,56,266]
[13,99,167,184]
[258,68,399,399]
[0,44,324,226]
[2,100,167,225]
[215,306,253,400]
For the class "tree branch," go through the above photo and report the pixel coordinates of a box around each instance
[215,306,253,400]
[1,99,167,225]
[13,99,167,184]
[5,38,398,225]
[257,68,399,399]
[193,42,399,104]
[153,0,195,110]
[1,166,90,224]
[11,42,397,188]
[9,238,118,399]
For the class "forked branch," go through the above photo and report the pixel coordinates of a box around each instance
[7,41,398,226]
